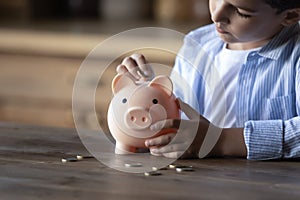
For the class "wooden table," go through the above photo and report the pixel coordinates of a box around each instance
[1,122,300,200]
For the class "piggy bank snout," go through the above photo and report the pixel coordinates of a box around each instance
[125,107,152,130]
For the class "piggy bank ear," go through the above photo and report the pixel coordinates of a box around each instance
[148,75,173,97]
[112,74,135,95]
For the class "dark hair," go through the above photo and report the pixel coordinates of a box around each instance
[265,0,300,14]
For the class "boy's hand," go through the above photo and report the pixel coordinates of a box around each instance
[116,53,154,81]
[145,99,248,159]
[145,99,211,159]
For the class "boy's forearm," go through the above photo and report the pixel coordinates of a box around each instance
[209,127,247,158]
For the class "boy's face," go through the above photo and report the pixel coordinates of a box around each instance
[209,0,287,49]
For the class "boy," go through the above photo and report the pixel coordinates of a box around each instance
[116,0,300,160]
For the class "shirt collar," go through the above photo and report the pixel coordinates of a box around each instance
[258,23,300,60]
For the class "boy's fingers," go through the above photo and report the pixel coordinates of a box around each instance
[152,148,183,159]
[149,149,163,156]
[145,133,175,147]
[121,57,141,79]
[131,54,146,68]
[131,54,154,79]
[116,64,139,81]
[137,64,154,80]
[150,144,185,159]
[117,54,154,81]
[162,151,184,159]
[116,64,128,74]
[150,119,181,131]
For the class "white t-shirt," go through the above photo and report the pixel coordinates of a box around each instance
[203,44,258,128]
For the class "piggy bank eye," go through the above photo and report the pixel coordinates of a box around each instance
[152,99,158,104]
[122,98,127,104]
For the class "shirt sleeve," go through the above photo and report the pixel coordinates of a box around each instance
[170,34,207,116]
[244,58,300,160]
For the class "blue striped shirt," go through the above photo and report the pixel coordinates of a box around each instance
[171,23,300,160]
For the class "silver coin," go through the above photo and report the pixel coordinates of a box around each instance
[176,167,194,172]
[169,164,192,169]
[61,157,77,163]
[76,155,94,160]
[144,171,162,176]
[168,164,177,169]
[152,166,168,171]
[124,163,143,167]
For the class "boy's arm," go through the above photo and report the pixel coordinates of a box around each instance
[210,128,247,158]
[242,117,300,160]
[211,117,300,160]
[233,59,300,160]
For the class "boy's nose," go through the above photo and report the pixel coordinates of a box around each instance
[211,0,229,24]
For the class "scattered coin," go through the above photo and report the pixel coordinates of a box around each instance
[61,157,77,163]
[76,155,84,160]
[124,163,143,167]
[144,171,162,176]
[168,164,177,169]
[76,155,94,160]
[152,166,168,171]
[169,164,193,169]
[175,166,194,172]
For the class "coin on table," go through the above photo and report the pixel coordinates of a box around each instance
[175,166,194,172]
[152,166,168,171]
[61,157,77,163]
[124,163,143,167]
[169,164,192,169]
[144,171,162,176]
[76,155,94,160]
[168,164,177,169]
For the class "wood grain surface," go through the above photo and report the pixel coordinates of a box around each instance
[1,122,300,200]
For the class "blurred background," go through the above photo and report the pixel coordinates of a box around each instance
[0,0,211,132]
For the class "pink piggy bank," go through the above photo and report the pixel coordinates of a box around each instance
[107,74,180,154]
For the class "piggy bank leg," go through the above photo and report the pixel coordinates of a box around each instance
[115,142,137,154]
